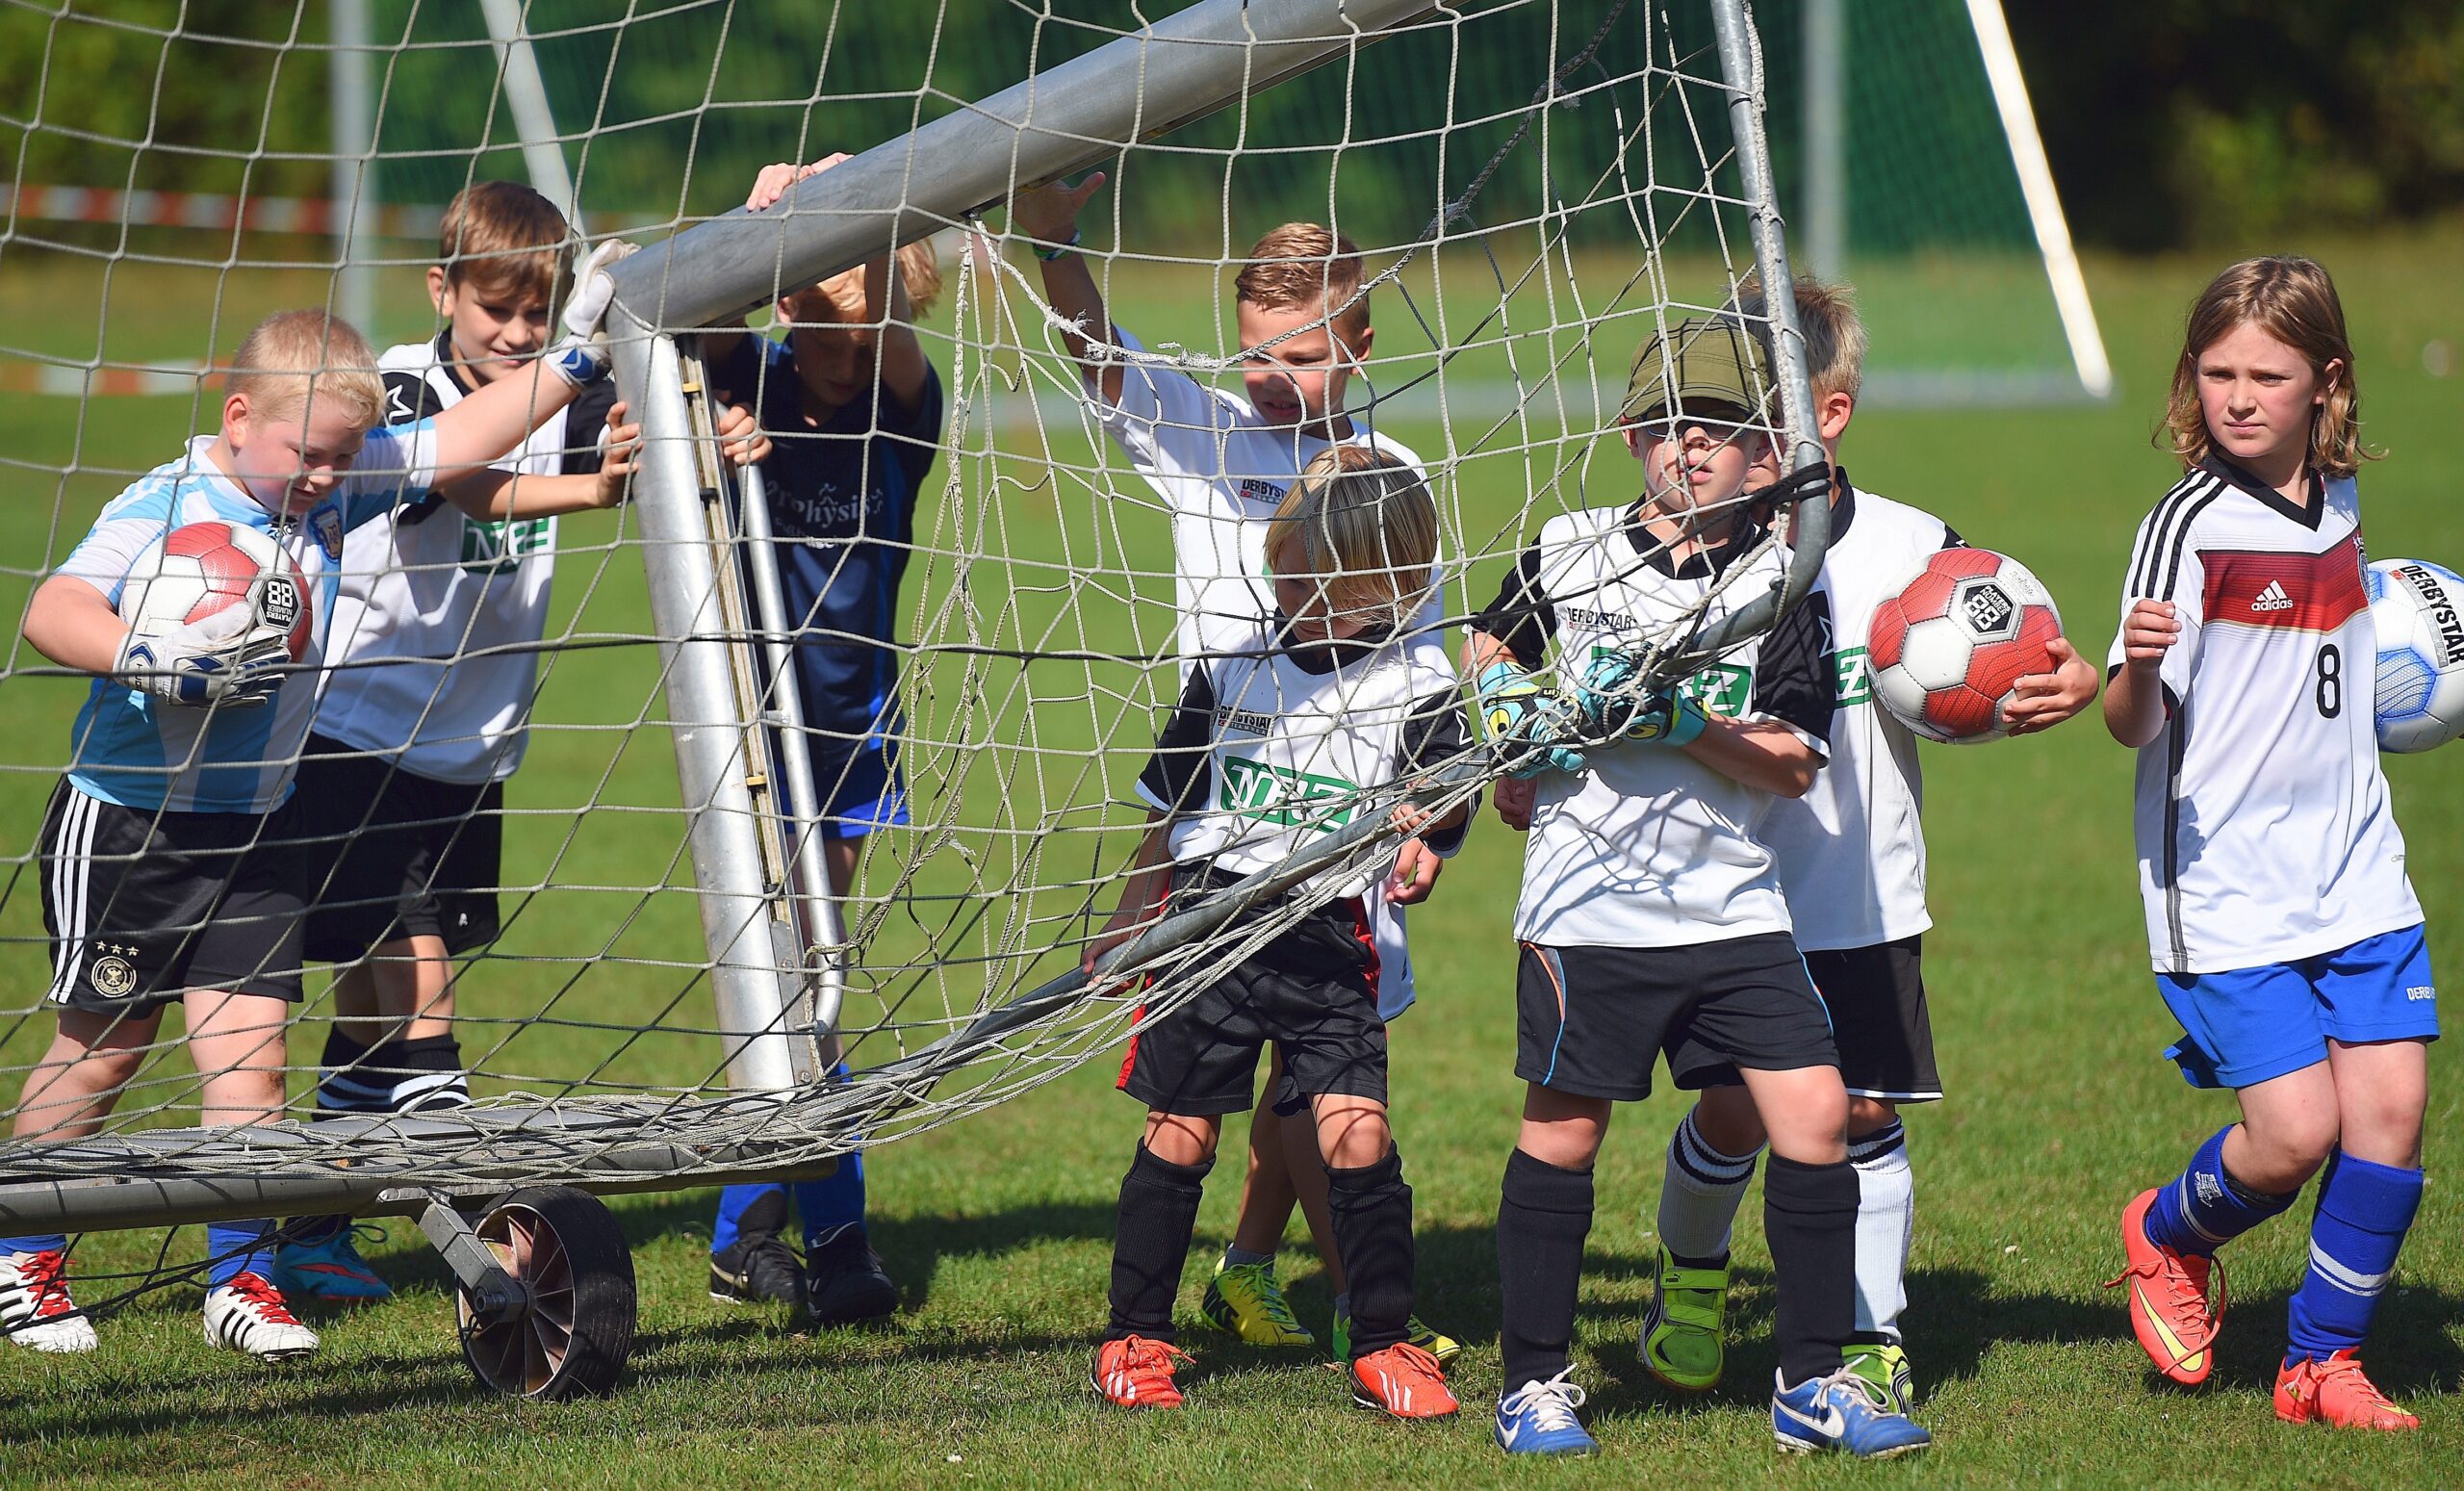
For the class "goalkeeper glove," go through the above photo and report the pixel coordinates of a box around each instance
[544,240,639,389]
[1569,651,1707,748]
[115,607,287,709]
[1476,658,1587,779]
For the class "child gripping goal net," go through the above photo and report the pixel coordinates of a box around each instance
[0,0,1833,1387]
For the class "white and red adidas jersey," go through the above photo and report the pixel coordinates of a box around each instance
[2108,455,2419,974]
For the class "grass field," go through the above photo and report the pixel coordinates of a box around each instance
[2,221,2463,1489]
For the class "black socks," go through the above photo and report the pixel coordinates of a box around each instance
[1107,1143,1213,1343]
[1764,1153,1860,1387]
[1326,1147,1414,1359]
[1497,1146,1595,1390]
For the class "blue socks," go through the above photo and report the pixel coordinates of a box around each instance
[1,1232,67,1259]
[206,1221,275,1287]
[712,1063,868,1255]
[2143,1125,2296,1256]
[2287,1152,2423,1365]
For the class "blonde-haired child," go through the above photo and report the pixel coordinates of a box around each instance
[0,268,629,1360]
[2105,255,2431,1431]
[1084,448,1469,1420]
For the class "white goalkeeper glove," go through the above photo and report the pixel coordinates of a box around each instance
[115,607,287,709]
[544,240,640,389]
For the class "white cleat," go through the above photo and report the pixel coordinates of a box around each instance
[1,1248,98,1354]
[203,1272,320,1360]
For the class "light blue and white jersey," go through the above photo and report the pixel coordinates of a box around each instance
[58,428,439,814]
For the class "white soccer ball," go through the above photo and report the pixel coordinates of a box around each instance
[117,520,314,664]
[2365,556,2464,754]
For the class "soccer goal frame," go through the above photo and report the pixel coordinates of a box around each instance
[0,0,1829,1400]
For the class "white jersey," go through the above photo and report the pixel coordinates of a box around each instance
[58,429,440,813]
[2109,456,2419,974]
[1761,482,1957,950]
[1481,504,1835,948]
[1136,619,1469,902]
[1091,324,1449,1015]
[311,336,610,784]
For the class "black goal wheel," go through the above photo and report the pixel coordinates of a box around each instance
[455,1185,636,1401]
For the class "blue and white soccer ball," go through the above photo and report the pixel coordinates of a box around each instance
[2364,557,2464,754]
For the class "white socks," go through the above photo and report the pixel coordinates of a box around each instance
[1656,1108,1761,1262]
[1848,1119,1912,1342]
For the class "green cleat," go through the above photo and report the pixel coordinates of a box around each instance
[1331,1310,1461,1364]
[1843,1342,1917,1415]
[1199,1259,1314,1348]
[1639,1245,1729,1392]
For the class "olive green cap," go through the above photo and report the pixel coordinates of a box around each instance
[1619,316,1771,426]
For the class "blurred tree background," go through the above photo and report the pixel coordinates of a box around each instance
[3,0,2461,253]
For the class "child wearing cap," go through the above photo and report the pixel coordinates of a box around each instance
[1468,319,1930,1459]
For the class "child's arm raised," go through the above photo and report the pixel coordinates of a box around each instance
[1010,174,1120,405]
[434,400,766,521]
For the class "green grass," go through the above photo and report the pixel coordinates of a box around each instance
[3,222,2464,1488]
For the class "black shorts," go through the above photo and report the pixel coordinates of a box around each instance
[293,733,504,961]
[1116,868,1387,1118]
[1514,933,1836,1101]
[1686,937,1939,1100]
[38,780,305,1014]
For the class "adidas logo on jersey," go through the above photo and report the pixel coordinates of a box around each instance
[2251,580,2294,613]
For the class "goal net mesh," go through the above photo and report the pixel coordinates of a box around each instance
[0,0,1817,1201]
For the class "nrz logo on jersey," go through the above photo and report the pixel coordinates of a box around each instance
[1682,661,1751,716]
[1958,579,2017,640]
[1239,478,1287,506]
[1211,705,1275,736]
[1561,605,1640,636]
[2395,562,2464,664]
[1219,754,1360,833]
[1832,645,1873,707]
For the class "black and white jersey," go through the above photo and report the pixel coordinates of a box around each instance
[1136,618,1471,903]
[1476,503,1833,949]
[313,334,616,785]
[2107,455,2417,974]
[1760,480,1961,951]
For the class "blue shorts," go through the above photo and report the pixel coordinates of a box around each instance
[2158,925,2439,1090]
[808,744,909,840]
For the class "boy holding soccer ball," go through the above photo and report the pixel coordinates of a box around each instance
[1475,318,1926,1459]
[2104,256,2434,1431]
[1631,280,2098,1412]
[0,270,630,1359]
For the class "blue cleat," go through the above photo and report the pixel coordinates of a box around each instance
[1771,1368,1932,1458]
[270,1225,393,1306]
[1494,1371,1599,1456]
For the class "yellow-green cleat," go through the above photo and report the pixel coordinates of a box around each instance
[1639,1245,1729,1392]
[1330,1310,1461,1364]
[1199,1259,1314,1348]
[1843,1342,1917,1415]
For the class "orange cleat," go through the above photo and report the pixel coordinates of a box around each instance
[2274,1350,2419,1431]
[2105,1188,2225,1385]
[1349,1340,1460,1421]
[1091,1334,1193,1408]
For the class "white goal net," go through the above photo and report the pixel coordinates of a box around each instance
[0,0,1825,1225]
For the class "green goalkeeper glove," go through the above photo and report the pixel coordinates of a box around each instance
[1476,659,1587,778]
[1569,652,1707,748]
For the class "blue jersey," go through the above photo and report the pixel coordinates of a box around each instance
[57,428,439,813]
[715,337,944,755]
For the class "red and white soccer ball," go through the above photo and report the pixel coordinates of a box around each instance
[117,521,314,663]
[1867,548,2063,744]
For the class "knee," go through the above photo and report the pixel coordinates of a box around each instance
[2242,1114,2340,1188]
[1322,1117,1394,1171]
[1143,1114,1219,1169]
[1847,1096,1900,1136]
[1692,1086,1768,1154]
